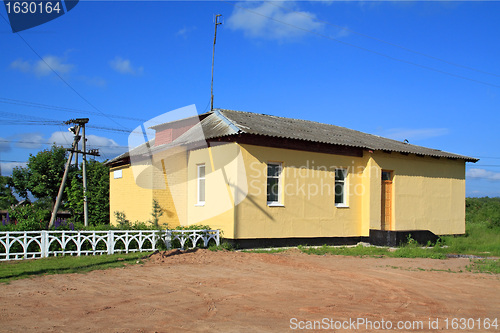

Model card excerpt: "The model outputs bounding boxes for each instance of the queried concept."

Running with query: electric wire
[0,139,128,149]
[0,12,129,130]
[0,97,147,123]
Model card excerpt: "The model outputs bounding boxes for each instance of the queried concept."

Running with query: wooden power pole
[48,118,99,229]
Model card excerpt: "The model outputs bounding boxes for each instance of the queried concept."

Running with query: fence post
[41,231,47,258]
[216,230,220,246]
[23,231,27,259]
[77,231,81,257]
[165,230,171,250]
[5,232,10,260]
[108,230,113,255]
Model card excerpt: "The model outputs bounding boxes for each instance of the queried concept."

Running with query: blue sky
[0,1,499,197]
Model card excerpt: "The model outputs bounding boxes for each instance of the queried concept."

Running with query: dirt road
[0,249,498,332]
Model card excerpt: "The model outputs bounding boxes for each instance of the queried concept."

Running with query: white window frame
[196,164,206,206]
[267,162,283,206]
[113,170,123,179]
[334,168,348,208]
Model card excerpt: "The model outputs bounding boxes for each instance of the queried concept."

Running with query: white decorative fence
[0,229,220,261]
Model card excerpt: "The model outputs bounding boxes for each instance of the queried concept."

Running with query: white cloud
[176,26,195,38]
[335,26,351,38]
[47,131,74,147]
[381,128,449,141]
[227,1,324,40]
[10,59,31,73]
[0,137,11,153]
[85,134,127,157]
[467,168,500,181]
[14,132,44,149]
[0,162,27,176]
[10,55,74,77]
[110,57,144,75]
[34,56,73,76]
[47,131,126,159]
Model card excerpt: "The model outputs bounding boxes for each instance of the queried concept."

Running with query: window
[197,164,206,205]
[335,169,347,207]
[113,170,122,179]
[267,162,282,205]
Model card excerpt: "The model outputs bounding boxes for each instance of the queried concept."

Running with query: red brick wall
[154,118,199,146]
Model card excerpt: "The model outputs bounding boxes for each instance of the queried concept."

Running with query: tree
[64,160,110,226]
[0,176,18,209]
[12,144,68,208]
[10,145,110,229]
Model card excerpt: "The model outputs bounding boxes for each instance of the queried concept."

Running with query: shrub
[114,211,131,229]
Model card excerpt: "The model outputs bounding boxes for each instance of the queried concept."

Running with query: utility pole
[211,14,222,111]
[82,122,88,227]
[70,119,100,227]
[48,118,99,229]
[75,140,78,168]
[49,124,81,228]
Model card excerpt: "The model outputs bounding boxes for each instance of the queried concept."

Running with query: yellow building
[106,109,477,247]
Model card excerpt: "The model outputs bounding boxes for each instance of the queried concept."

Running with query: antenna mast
[211,14,222,111]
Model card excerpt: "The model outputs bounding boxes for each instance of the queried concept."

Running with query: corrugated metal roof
[107,109,478,164]
[211,109,478,162]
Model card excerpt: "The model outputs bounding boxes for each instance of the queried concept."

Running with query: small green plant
[150,199,164,229]
[114,211,130,229]
[208,241,233,251]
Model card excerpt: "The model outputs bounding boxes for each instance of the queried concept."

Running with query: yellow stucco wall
[152,147,188,228]
[370,151,466,235]
[186,142,241,238]
[110,142,466,237]
[234,144,368,239]
[109,164,153,225]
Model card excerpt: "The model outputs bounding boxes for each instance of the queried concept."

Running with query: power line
[0,139,129,149]
[220,1,500,89]
[0,117,146,137]
[0,110,63,123]
[0,13,129,131]
[0,160,27,163]
[0,97,147,123]
[265,1,500,79]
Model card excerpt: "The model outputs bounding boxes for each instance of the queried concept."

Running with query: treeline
[1,145,109,230]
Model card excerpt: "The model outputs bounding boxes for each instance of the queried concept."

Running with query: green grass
[299,244,389,257]
[436,197,500,257]
[439,222,500,257]
[299,198,500,261]
[0,252,153,284]
[298,244,447,259]
[241,248,288,254]
[208,241,234,252]
[466,259,500,274]
[391,245,447,259]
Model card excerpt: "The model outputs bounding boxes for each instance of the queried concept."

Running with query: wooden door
[381,171,392,230]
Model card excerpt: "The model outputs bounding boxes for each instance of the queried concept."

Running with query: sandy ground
[0,249,498,333]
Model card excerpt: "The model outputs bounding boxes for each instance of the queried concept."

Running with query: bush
[4,203,50,231]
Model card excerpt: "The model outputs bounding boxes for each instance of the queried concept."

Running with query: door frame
[381,170,393,231]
